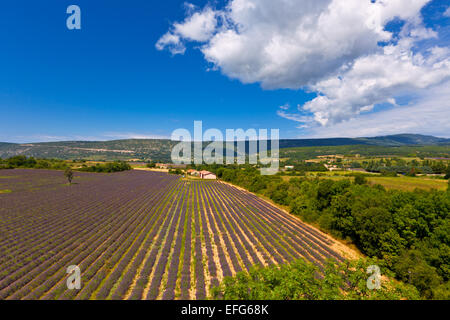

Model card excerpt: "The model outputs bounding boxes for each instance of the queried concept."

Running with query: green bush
[1,156,68,170]
[211,258,420,300]
[354,174,368,185]
[168,168,183,175]
[78,161,131,173]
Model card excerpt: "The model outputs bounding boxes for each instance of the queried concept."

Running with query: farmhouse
[187,169,200,177]
[324,164,341,171]
[199,170,217,180]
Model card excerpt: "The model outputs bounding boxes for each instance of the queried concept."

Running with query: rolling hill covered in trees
[1,134,449,161]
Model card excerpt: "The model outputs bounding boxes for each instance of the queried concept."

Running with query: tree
[354,174,367,185]
[168,168,183,175]
[406,167,417,177]
[445,167,450,180]
[354,207,395,257]
[64,168,74,184]
[7,155,37,168]
[431,161,446,174]
[78,161,131,173]
[393,249,442,299]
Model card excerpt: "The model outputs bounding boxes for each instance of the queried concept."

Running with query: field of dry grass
[367,176,448,191]
[281,174,448,191]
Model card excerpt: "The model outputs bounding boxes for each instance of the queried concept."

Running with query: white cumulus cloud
[158,0,450,135]
[300,81,450,138]
[156,6,218,54]
[302,40,450,125]
[444,7,450,17]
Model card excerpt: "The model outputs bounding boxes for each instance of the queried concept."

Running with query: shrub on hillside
[211,258,420,300]
[354,174,368,185]
[78,161,131,173]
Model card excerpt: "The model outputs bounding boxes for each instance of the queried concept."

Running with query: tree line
[0,156,131,173]
[0,156,68,170]
[363,159,450,177]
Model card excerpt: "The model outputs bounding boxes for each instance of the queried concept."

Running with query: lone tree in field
[354,174,367,185]
[64,168,74,184]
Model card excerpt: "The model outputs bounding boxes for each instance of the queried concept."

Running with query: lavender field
[0,169,348,300]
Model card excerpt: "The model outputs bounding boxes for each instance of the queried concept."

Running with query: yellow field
[367,176,448,191]
[133,167,169,173]
[281,174,448,191]
[129,164,148,169]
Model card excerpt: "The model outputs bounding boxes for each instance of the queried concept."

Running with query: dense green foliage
[168,168,184,175]
[0,156,132,173]
[78,161,131,173]
[363,158,449,175]
[203,165,449,299]
[211,258,420,300]
[146,162,156,168]
[354,174,368,185]
[0,156,69,170]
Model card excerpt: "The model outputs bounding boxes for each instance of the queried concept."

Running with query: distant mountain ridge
[0,134,449,161]
[280,134,450,148]
[358,134,450,146]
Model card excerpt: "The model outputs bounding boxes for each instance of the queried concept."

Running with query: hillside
[358,134,450,146]
[0,134,449,161]
[281,134,450,148]
[280,144,450,161]
[0,139,178,162]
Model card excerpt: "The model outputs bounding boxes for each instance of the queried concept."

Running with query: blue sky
[0,0,449,142]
